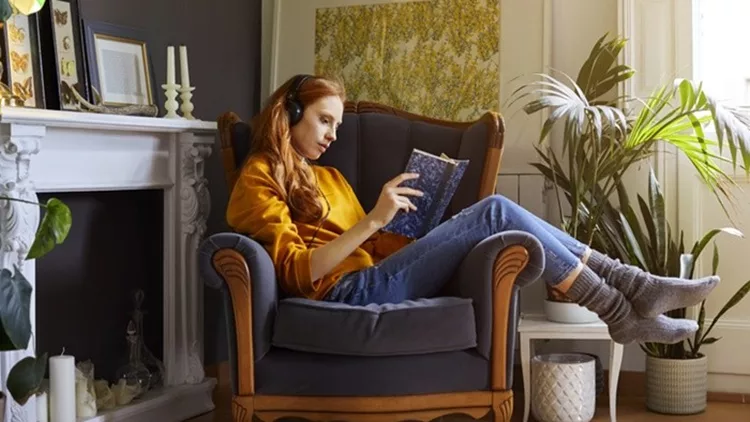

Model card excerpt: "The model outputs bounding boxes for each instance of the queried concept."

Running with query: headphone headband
[288,74,311,101]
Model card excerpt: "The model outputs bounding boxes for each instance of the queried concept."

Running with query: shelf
[0,106,217,133]
[79,378,217,422]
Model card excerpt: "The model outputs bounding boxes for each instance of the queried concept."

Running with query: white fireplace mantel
[0,107,218,422]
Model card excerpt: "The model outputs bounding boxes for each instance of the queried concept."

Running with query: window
[694,0,750,106]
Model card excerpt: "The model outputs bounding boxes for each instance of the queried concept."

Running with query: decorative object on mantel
[61,80,158,116]
[37,0,92,110]
[49,350,76,422]
[124,289,165,390]
[115,320,152,399]
[163,44,196,120]
[178,45,195,120]
[8,0,46,15]
[82,20,157,108]
[75,359,97,417]
[36,387,48,422]
[162,45,179,118]
[0,6,46,108]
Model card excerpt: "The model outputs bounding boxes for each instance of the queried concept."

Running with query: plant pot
[646,354,708,415]
[544,300,600,324]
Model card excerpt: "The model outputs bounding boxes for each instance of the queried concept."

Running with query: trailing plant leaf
[27,197,72,259]
[0,267,32,351]
[7,353,47,405]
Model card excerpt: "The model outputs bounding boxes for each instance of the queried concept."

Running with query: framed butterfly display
[0,12,45,108]
[37,0,90,110]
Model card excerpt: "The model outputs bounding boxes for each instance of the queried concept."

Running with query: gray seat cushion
[272,297,477,356]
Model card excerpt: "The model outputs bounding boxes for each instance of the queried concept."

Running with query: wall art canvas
[314,0,500,121]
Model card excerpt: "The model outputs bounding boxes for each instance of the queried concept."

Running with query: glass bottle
[115,320,152,397]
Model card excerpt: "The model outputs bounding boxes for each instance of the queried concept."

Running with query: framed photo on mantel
[37,0,91,110]
[82,20,157,108]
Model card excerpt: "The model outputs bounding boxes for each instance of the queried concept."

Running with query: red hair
[249,75,346,223]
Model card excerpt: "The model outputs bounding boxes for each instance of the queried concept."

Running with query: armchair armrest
[443,230,544,390]
[198,232,279,396]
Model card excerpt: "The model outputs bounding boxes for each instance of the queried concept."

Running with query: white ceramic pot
[544,300,600,324]
[532,353,596,422]
[646,354,708,415]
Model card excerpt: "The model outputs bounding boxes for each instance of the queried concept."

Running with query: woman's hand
[366,173,423,229]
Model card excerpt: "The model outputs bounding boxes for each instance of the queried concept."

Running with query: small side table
[518,315,624,422]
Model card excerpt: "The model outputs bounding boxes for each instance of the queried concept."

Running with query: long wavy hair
[249,75,346,223]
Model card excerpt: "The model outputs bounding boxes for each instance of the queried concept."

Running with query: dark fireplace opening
[35,189,164,384]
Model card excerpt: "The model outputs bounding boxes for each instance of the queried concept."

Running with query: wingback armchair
[198,101,545,422]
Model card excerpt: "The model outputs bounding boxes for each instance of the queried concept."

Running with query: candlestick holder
[162,83,180,119]
[179,85,196,120]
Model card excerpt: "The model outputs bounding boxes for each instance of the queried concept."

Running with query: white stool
[519,315,624,422]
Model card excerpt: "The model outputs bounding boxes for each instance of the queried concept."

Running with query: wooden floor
[187,395,750,421]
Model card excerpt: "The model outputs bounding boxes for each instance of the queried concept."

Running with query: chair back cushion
[317,103,498,219]
[272,296,477,356]
[219,102,503,220]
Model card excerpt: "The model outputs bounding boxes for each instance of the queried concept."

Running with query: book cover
[381,148,469,239]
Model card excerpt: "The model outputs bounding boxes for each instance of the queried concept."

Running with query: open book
[381,148,469,239]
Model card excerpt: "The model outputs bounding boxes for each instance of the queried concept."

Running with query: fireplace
[0,107,216,422]
[35,189,165,384]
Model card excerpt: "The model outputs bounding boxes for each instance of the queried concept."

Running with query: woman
[227,74,718,345]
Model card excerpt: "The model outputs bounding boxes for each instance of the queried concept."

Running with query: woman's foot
[560,264,699,344]
[586,250,719,318]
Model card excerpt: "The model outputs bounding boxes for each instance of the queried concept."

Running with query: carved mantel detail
[0,126,44,422]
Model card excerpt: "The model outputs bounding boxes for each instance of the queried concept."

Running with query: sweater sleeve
[226,159,316,296]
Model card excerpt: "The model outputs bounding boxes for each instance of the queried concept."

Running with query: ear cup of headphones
[286,99,304,126]
[286,74,311,127]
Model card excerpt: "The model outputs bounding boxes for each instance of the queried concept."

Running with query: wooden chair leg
[492,391,513,422]
[232,395,254,422]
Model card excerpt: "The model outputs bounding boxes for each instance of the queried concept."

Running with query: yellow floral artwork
[314,0,500,122]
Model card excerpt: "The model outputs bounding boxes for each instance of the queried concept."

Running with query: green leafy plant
[509,34,750,299]
[0,197,71,404]
[615,168,750,359]
[509,32,750,358]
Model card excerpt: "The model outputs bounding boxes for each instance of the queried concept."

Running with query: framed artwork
[37,0,91,110]
[82,20,156,107]
[0,12,45,108]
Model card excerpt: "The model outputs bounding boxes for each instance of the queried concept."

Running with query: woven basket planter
[646,354,708,415]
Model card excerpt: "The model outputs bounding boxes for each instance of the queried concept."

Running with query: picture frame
[0,12,46,108]
[82,20,157,107]
[37,0,91,110]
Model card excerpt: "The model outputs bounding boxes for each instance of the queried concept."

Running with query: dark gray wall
[77,0,262,365]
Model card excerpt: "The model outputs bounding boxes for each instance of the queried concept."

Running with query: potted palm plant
[510,32,750,415]
[509,33,750,319]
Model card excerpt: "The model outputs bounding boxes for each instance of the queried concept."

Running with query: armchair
[199,101,545,422]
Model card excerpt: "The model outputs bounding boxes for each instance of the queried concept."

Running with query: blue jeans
[325,194,589,306]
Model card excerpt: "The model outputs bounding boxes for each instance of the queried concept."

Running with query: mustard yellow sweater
[226,154,411,300]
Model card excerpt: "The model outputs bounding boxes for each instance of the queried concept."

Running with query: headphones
[286,74,312,126]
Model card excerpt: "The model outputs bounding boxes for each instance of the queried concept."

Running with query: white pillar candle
[36,391,48,422]
[179,45,190,87]
[49,355,76,422]
[166,46,176,85]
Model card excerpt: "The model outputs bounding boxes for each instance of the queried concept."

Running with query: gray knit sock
[563,266,698,344]
[586,250,719,318]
